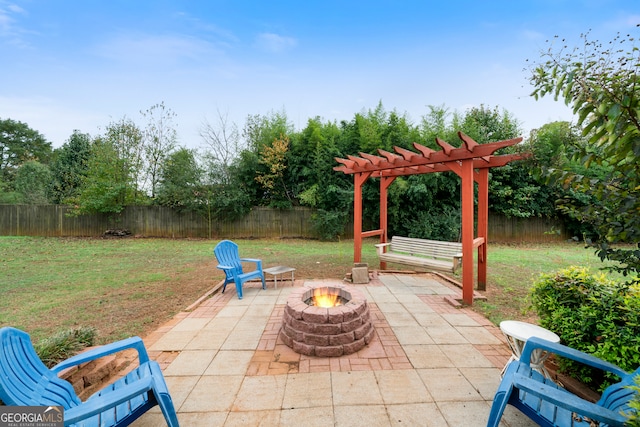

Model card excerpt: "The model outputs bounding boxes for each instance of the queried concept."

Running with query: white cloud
[0,1,29,46]
[6,3,24,14]
[255,32,297,53]
[174,11,239,46]
[0,10,10,32]
[605,14,640,30]
[95,32,223,66]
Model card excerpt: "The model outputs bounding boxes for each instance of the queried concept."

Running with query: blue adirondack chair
[0,327,179,427]
[488,336,639,427]
[213,239,266,299]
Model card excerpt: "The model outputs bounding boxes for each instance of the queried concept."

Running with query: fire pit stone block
[284,324,304,341]
[314,323,342,335]
[328,308,346,324]
[354,323,371,340]
[330,332,355,346]
[289,317,313,333]
[305,334,329,346]
[315,345,344,357]
[343,338,366,354]
[293,341,315,356]
[342,317,363,332]
[302,307,328,323]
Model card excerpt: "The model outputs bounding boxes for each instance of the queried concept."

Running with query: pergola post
[460,159,475,305]
[353,172,370,263]
[379,176,395,270]
[476,168,489,291]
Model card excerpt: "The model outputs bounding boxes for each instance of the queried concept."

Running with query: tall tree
[49,130,92,204]
[292,118,353,239]
[200,110,242,185]
[294,117,343,208]
[528,121,580,168]
[155,148,202,211]
[72,119,146,215]
[0,118,52,183]
[354,106,384,153]
[141,102,178,198]
[453,105,551,219]
[255,134,291,207]
[459,105,521,143]
[529,30,640,274]
[242,110,293,152]
[105,117,145,201]
[14,160,52,204]
[0,175,20,203]
[238,111,294,206]
[71,138,129,215]
[419,105,457,143]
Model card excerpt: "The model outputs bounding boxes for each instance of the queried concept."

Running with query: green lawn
[475,243,626,324]
[0,236,622,343]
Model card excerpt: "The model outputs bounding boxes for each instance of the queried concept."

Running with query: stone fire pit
[279,283,374,357]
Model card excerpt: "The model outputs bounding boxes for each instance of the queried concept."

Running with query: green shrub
[34,327,97,368]
[531,266,640,389]
[310,209,349,241]
[406,208,461,242]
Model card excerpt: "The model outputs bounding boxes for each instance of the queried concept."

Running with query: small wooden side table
[263,266,296,289]
[499,320,560,379]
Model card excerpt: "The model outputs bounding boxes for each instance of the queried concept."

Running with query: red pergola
[334,131,527,305]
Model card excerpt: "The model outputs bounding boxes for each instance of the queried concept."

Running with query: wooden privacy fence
[0,205,317,239]
[488,214,569,242]
[0,204,570,242]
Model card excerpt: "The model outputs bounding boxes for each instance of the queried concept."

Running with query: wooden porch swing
[333,132,528,305]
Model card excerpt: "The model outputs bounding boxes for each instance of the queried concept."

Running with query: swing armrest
[375,243,391,255]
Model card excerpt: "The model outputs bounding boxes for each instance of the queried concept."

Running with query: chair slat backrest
[597,367,640,417]
[0,327,81,408]
[214,240,244,276]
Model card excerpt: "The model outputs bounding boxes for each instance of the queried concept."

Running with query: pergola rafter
[334,131,528,305]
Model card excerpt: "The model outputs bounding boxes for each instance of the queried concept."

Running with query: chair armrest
[512,372,627,426]
[63,375,157,424]
[240,258,261,263]
[240,258,263,268]
[50,336,149,373]
[216,264,234,271]
[521,337,628,378]
[452,254,462,270]
[374,243,391,255]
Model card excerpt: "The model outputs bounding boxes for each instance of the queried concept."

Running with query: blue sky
[1,1,638,148]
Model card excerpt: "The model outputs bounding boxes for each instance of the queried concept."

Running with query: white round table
[499,320,560,379]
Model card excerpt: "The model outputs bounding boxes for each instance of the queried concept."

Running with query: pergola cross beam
[333,131,527,305]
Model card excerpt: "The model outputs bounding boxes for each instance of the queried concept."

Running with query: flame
[312,288,342,308]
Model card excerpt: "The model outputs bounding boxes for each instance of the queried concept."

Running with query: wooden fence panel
[0,204,569,242]
[488,215,569,243]
[215,207,316,238]
[117,206,209,238]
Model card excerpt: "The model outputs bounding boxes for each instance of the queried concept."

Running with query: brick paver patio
[135,273,534,426]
